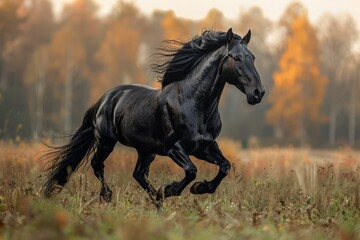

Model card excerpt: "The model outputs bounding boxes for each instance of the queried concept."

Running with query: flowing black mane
[153,30,241,88]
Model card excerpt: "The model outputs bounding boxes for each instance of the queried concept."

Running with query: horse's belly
[118,136,165,155]
[118,118,166,155]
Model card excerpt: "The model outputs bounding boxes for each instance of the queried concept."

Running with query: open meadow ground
[0,140,359,240]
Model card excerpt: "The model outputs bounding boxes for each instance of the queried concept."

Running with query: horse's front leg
[158,142,197,199]
[190,141,231,194]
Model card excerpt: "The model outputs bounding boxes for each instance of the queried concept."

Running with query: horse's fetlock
[186,167,197,180]
[221,160,231,174]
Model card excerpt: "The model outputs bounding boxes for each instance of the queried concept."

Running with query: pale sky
[52,0,360,27]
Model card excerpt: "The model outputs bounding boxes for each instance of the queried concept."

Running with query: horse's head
[222,28,265,105]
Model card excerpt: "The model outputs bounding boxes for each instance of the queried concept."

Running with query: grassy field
[0,140,359,240]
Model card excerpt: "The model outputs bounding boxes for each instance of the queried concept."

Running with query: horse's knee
[220,160,231,174]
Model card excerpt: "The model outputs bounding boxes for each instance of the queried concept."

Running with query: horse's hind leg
[133,151,160,207]
[190,141,231,194]
[91,143,115,202]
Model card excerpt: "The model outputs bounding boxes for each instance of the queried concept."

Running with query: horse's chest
[180,116,221,153]
[162,97,222,153]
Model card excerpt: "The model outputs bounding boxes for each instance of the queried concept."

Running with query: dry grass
[0,140,359,240]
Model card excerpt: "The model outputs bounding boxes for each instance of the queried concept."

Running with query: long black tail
[42,103,99,197]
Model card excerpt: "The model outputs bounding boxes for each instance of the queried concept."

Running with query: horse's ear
[227,28,234,43]
[242,29,251,45]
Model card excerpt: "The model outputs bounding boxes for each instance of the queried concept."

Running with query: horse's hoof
[190,181,213,194]
[154,199,163,210]
[157,185,172,200]
[100,189,112,203]
[157,185,166,200]
[43,184,63,198]
[148,192,163,209]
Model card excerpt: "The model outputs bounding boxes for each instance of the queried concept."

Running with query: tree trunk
[349,80,357,146]
[34,75,45,141]
[0,58,7,90]
[274,125,283,139]
[32,49,48,141]
[299,114,307,147]
[329,107,337,146]
[64,53,73,134]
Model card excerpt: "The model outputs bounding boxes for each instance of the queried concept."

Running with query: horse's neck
[184,47,226,109]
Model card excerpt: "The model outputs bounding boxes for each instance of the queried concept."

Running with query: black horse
[43,28,265,207]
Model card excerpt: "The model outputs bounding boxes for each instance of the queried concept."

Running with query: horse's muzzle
[247,87,265,105]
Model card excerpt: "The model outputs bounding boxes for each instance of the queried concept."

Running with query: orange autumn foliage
[161,10,192,40]
[93,2,145,102]
[197,8,225,31]
[267,14,328,136]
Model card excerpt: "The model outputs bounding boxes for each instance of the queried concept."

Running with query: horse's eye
[233,56,240,61]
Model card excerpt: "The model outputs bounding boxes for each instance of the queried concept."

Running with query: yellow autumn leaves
[267,14,328,137]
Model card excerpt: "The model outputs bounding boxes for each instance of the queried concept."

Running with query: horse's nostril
[253,88,261,99]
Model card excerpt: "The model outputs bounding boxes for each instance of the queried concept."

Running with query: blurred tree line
[0,0,359,148]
